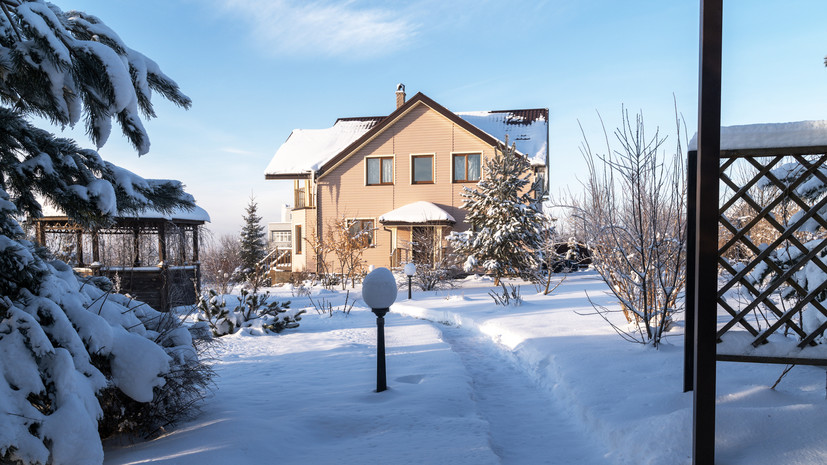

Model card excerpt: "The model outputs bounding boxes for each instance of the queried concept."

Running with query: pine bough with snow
[0,2,210,464]
[196,288,304,337]
[450,139,545,285]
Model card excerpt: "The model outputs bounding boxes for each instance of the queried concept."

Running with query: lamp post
[404,262,416,300]
[361,267,398,392]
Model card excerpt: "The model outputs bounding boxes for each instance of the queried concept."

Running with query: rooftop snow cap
[396,83,406,109]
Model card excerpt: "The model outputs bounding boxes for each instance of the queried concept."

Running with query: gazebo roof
[39,204,211,224]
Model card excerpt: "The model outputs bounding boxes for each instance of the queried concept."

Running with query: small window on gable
[367,157,393,185]
[412,155,434,184]
[453,153,481,182]
[295,225,302,254]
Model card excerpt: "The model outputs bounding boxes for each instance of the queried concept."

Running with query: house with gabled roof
[264,85,548,274]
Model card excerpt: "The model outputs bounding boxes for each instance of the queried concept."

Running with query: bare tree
[565,107,687,347]
[200,232,242,294]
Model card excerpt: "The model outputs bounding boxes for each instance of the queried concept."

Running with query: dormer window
[366,156,393,185]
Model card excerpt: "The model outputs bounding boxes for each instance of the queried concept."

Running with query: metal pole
[694,0,722,463]
[373,308,389,392]
[408,276,412,300]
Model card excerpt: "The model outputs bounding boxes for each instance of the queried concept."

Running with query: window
[366,156,394,185]
[294,225,302,254]
[348,219,375,247]
[453,153,481,182]
[412,155,434,184]
[270,231,291,243]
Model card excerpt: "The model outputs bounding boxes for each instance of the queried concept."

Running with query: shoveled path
[437,323,609,465]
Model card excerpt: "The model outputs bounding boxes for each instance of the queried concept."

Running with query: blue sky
[46,0,827,235]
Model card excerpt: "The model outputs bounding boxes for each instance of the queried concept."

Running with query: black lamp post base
[372,307,389,392]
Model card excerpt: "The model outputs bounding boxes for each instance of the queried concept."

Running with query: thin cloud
[220,146,260,156]
[216,0,419,59]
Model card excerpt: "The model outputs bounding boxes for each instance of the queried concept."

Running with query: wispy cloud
[215,0,420,59]
[220,146,260,156]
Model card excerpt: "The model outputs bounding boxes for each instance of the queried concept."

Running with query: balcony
[294,188,315,209]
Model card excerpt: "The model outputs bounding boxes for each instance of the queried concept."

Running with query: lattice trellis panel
[715,150,827,364]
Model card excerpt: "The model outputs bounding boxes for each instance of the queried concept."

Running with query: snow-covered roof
[41,203,211,222]
[264,117,382,177]
[456,109,548,166]
[379,201,456,224]
[688,120,827,151]
[264,96,549,178]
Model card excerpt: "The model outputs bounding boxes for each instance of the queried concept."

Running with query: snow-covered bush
[0,249,212,464]
[196,288,303,336]
[566,107,687,348]
[488,282,522,306]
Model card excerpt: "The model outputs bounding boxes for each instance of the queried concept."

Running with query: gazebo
[33,204,210,311]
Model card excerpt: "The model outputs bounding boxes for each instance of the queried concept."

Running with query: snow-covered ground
[104,271,827,465]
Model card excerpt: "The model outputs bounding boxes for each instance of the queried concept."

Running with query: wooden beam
[694,0,722,463]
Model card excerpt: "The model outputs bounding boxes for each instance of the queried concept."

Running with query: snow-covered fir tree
[238,196,266,288]
[0,2,208,464]
[451,139,546,285]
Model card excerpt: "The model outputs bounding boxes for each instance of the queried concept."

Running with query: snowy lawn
[104,271,827,465]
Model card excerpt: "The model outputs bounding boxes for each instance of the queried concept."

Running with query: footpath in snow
[104,272,827,465]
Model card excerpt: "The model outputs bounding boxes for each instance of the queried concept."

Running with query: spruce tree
[452,138,546,285]
[238,195,267,289]
[0,2,201,463]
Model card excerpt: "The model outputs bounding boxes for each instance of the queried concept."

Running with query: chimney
[395,83,406,109]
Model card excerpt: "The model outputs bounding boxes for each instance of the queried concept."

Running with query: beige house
[264,86,548,273]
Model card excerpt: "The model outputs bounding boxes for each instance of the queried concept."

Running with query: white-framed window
[411,154,434,184]
[366,155,394,185]
[452,152,482,182]
[270,230,291,243]
[347,219,375,247]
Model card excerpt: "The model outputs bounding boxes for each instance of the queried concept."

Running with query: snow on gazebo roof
[456,109,548,166]
[688,120,827,151]
[40,203,211,223]
[264,118,382,177]
[379,201,455,225]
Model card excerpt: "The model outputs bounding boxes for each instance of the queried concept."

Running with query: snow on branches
[450,138,545,285]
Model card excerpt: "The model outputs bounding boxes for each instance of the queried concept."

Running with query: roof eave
[265,171,314,180]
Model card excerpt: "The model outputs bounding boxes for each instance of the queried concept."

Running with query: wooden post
[132,226,141,267]
[75,230,84,266]
[192,225,200,262]
[694,1,722,463]
[684,150,697,393]
[158,222,167,265]
[91,229,100,264]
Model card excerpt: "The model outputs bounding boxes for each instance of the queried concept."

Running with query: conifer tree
[0,2,202,463]
[452,139,546,285]
[238,196,267,289]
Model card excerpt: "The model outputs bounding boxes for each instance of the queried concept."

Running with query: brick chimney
[395,83,406,109]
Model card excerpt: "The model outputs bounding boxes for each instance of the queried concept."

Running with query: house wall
[316,102,508,269]
[290,207,317,272]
